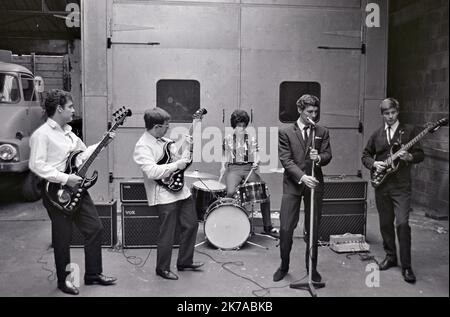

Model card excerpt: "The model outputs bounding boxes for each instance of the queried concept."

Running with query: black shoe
[402,268,416,284]
[378,257,398,271]
[273,267,288,282]
[262,226,279,239]
[306,270,322,283]
[84,273,117,286]
[177,261,204,271]
[156,269,179,280]
[58,281,79,295]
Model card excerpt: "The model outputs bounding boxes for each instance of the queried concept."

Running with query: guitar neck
[187,119,200,153]
[387,127,430,163]
[78,124,118,177]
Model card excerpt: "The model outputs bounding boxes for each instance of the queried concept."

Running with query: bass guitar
[156,108,207,192]
[44,107,132,215]
[371,118,448,188]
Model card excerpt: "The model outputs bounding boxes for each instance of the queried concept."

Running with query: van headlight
[0,144,18,161]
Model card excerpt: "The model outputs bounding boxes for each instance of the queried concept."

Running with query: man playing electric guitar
[361,98,424,284]
[29,89,117,295]
[133,107,204,280]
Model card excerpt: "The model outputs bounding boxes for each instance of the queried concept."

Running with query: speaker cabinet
[319,200,367,242]
[120,182,148,203]
[122,203,181,248]
[323,176,367,201]
[71,201,117,248]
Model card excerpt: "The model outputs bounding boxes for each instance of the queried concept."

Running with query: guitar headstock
[428,118,448,133]
[112,107,133,127]
[192,108,207,121]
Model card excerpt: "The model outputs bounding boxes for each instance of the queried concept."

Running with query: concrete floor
[0,200,448,297]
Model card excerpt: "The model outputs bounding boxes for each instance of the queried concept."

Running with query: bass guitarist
[133,107,204,280]
[29,89,117,295]
[361,98,424,284]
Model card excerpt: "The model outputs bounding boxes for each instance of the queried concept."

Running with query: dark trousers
[225,164,273,228]
[279,190,322,272]
[375,185,412,269]
[42,193,103,285]
[155,197,198,271]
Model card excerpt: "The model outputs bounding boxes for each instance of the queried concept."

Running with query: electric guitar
[156,108,207,192]
[44,107,132,215]
[371,118,448,188]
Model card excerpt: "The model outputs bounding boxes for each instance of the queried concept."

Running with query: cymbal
[269,168,285,174]
[184,170,218,179]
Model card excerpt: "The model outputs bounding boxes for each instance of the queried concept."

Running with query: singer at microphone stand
[290,117,326,296]
[273,94,332,297]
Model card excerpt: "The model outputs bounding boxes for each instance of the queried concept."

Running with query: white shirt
[385,120,400,144]
[133,131,192,206]
[29,118,98,185]
[297,118,311,140]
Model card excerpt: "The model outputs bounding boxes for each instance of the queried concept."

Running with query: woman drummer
[220,109,279,238]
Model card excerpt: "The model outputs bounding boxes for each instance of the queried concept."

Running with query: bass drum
[204,199,250,250]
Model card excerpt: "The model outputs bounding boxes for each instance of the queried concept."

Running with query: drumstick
[198,178,223,201]
[242,166,257,186]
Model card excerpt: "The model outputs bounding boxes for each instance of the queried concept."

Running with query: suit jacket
[278,123,332,196]
[361,123,424,188]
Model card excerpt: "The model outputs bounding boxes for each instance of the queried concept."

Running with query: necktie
[387,126,392,145]
[303,126,309,142]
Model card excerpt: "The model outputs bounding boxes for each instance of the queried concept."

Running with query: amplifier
[319,200,366,242]
[120,182,147,202]
[71,200,117,248]
[323,176,367,201]
[122,203,181,248]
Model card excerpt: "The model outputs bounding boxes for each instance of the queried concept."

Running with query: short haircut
[144,107,171,130]
[296,94,320,111]
[44,89,73,117]
[380,98,400,114]
[230,109,250,129]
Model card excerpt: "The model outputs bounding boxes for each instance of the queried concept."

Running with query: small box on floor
[329,233,370,253]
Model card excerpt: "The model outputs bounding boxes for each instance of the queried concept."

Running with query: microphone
[306,117,316,127]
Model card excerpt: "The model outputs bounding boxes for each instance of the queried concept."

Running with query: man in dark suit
[362,98,424,284]
[273,95,332,283]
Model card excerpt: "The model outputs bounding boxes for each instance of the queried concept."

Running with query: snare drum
[238,182,269,205]
[191,180,226,220]
[204,200,250,250]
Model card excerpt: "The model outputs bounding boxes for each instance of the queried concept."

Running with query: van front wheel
[22,171,42,202]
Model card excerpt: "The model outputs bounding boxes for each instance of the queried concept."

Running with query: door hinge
[358,122,364,134]
[109,172,114,183]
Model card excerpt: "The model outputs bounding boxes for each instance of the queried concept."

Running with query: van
[0,51,45,201]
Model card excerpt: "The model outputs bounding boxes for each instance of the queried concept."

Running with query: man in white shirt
[133,107,203,280]
[29,89,117,295]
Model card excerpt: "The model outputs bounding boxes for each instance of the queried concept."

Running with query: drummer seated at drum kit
[220,110,279,238]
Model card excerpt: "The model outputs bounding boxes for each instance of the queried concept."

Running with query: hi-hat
[184,170,218,179]
[269,168,285,174]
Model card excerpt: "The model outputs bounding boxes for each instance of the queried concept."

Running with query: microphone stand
[290,120,326,297]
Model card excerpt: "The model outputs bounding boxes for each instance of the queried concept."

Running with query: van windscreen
[0,73,20,103]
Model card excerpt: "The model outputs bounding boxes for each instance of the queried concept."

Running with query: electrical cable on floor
[108,243,152,268]
[36,245,56,282]
[344,247,379,265]
[195,248,306,297]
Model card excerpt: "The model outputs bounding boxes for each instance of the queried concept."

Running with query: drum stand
[244,202,270,250]
[289,121,326,297]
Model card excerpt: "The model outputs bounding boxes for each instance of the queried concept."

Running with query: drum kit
[186,169,277,250]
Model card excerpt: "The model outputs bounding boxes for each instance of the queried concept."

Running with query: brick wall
[388,0,449,219]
